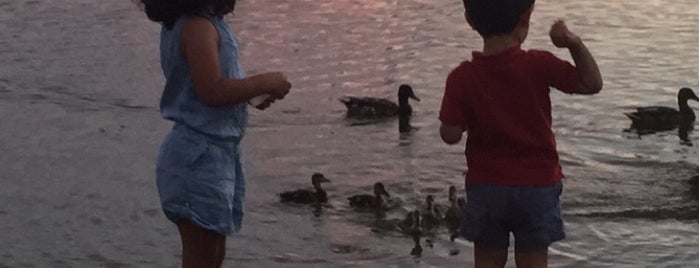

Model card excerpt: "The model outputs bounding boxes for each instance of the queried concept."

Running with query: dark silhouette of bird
[625,87,699,131]
[279,173,331,204]
[348,182,391,211]
[340,84,420,119]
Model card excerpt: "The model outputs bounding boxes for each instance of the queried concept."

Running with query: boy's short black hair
[141,0,237,29]
[463,0,535,37]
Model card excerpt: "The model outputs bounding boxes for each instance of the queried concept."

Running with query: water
[2,0,699,267]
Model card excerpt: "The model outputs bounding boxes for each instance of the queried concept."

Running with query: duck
[339,84,420,119]
[443,186,459,231]
[690,175,699,186]
[625,87,699,130]
[279,173,331,204]
[348,182,391,210]
[444,192,465,242]
[420,195,443,230]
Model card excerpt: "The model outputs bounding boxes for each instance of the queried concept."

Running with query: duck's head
[448,185,456,202]
[678,87,699,104]
[398,84,420,103]
[457,197,466,208]
[425,195,435,207]
[311,173,331,187]
[373,182,390,198]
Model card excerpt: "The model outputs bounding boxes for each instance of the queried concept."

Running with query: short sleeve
[439,66,468,128]
[531,50,581,94]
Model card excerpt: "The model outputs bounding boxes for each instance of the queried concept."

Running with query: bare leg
[214,235,226,268]
[177,220,226,268]
[514,248,548,268]
[473,243,508,268]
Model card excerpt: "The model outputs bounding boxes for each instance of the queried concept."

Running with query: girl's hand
[549,19,582,48]
[254,98,276,110]
[250,72,292,100]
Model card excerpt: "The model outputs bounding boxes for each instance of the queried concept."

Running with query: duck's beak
[382,189,391,198]
[409,92,420,102]
[321,176,331,183]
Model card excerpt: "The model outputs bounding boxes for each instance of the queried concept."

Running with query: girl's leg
[177,219,226,268]
[514,248,548,268]
[474,243,508,268]
[214,235,226,268]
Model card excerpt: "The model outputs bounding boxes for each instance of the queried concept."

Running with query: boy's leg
[512,181,564,268]
[462,185,512,268]
[474,244,508,268]
[514,248,548,268]
[177,219,226,268]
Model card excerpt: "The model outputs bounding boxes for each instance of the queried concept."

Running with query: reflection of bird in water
[407,210,423,257]
[368,209,423,256]
[340,84,420,134]
[625,87,699,132]
[278,173,331,204]
[348,182,391,214]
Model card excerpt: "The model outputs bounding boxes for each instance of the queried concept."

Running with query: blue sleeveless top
[159,15,247,141]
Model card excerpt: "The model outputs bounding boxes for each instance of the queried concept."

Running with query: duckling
[625,87,699,130]
[340,84,420,119]
[279,173,331,204]
[348,182,391,210]
[448,185,457,203]
[444,190,465,241]
[420,195,443,230]
[443,186,459,222]
[371,209,418,234]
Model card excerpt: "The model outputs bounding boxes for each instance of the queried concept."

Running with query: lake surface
[2,0,699,267]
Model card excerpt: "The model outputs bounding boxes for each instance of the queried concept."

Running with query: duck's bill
[321,177,331,182]
[410,94,421,101]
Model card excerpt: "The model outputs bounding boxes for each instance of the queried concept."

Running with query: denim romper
[155,14,247,235]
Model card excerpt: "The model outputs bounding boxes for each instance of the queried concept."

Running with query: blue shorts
[461,181,564,252]
[156,124,245,235]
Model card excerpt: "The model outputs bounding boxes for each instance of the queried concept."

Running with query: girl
[141,0,292,267]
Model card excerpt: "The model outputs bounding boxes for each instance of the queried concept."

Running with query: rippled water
[2,0,699,267]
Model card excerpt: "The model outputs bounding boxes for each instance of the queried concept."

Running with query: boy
[438,0,602,267]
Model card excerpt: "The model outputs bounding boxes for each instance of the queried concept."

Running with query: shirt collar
[472,45,524,65]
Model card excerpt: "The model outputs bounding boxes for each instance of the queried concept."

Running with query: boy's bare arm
[549,20,603,94]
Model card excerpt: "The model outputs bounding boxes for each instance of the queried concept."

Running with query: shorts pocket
[157,131,209,170]
[181,136,209,169]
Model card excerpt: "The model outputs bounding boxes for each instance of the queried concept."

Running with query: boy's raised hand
[549,19,582,48]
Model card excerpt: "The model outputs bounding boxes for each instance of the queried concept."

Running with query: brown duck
[625,87,699,130]
[279,173,331,204]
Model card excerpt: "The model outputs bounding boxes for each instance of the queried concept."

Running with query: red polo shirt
[439,45,581,186]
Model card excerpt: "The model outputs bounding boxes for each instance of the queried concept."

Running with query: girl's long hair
[141,0,237,29]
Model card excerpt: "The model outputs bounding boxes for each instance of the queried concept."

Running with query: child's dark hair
[463,0,535,37]
[141,0,237,29]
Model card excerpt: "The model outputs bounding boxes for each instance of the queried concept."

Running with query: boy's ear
[518,6,534,26]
